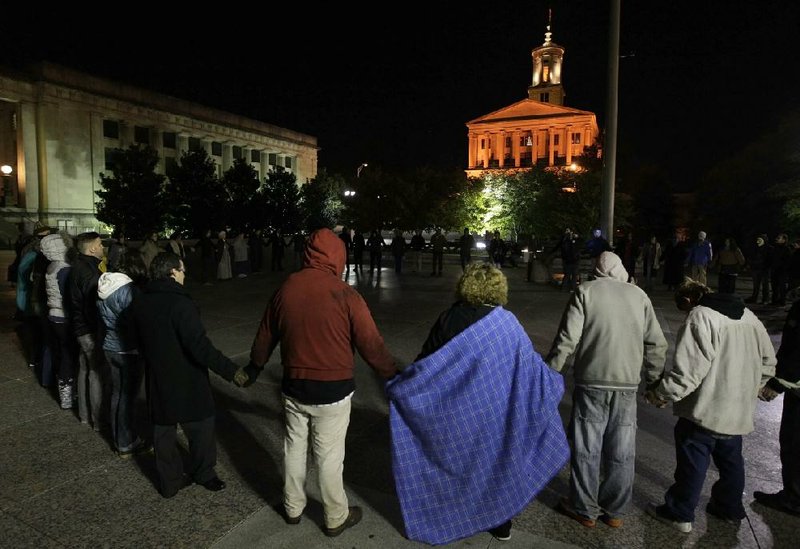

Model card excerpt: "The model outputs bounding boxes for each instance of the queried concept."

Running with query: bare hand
[233,367,250,388]
[758,386,780,402]
[644,390,669,408]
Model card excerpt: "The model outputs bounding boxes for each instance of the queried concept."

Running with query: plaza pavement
[0,248,798,548]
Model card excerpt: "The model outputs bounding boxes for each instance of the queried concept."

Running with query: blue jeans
[105,351,144,451]
[569,387,637,518]
[663,418,745,522]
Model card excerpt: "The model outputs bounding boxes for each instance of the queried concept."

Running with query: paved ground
[1,249,798,548]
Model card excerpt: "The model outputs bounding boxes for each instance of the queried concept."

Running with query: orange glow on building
[466,19,600,178]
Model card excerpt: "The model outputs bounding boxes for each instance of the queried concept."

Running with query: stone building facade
[0,63,318,234]
[466,22,600,177]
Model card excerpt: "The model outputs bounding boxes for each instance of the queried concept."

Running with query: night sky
[2,2,798,188]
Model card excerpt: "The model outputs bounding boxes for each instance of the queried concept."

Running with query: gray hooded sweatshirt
[547,251,668,390]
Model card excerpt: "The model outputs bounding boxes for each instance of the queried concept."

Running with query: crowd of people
[550,228,800,308]
[6,224,799,544]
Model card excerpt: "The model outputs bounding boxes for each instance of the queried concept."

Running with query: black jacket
[68,254,102,337]
[415,302,494,361]
[133,278,238,424]
[767,299,800,393]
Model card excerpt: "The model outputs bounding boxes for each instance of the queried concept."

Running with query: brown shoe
[324,506,362,537]
[600,514,623,528]
[557,498,596,528]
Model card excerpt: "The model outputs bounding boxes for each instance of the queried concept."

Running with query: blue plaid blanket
[385,306,569,545]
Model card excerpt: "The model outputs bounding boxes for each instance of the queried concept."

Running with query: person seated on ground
[385,263,569,545]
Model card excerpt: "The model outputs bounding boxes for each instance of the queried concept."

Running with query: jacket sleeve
[349,291,396,379]
[546,291,585,373]
[15,251,37,310]
[768,304,800,392]
[173,298,239,381]
[68,264,88,335]
[756,318,777,388]
[250,296,280,368]
[642,300,668,385]
[655,317,715,402]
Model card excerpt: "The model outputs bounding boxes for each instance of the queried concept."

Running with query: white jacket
[655,294,776,435]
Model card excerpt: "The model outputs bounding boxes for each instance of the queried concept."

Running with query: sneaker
[324,506,362,537]
[646,503,692,533]
[753,491,800,517]
[706,499,743,524]
[557,498,596,528]
[118,438,153,459]
[600,514,623,528]
[488,520,512,541]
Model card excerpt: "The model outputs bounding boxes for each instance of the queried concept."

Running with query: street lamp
[343,190,356,197]
[0,165,12,207]
[357,162,368,178]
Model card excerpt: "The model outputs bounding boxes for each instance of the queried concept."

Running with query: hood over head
[698,292,745,320]
[98,272,132,300]
[594,251,629,282]
[303,228,345,276]
[40,233,68,262]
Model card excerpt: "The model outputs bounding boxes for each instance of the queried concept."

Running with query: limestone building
[0,62,318,233]
[466,21,600,177]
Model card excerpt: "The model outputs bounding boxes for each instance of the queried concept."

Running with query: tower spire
[544,8,553,46]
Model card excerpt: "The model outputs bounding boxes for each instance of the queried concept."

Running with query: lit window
[572,133,581,145]
[543,64,550,83]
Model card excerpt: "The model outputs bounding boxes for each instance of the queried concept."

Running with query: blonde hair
[675,277,711,311]
[456,262,508,306]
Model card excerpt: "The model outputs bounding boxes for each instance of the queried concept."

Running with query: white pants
[283,394,351,528]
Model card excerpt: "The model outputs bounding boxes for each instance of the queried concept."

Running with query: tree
[480,151,632,242]
[95,144,166,238]
[342,166,403,231]
[300,169,345,231]
[395,167,473,231]
[222,158,260,232]
[162,148,227,237]
[261,167,303,234]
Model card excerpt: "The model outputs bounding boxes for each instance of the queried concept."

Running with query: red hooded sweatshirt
[250,228,395,404]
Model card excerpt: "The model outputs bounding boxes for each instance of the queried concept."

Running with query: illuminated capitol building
[466,20,600,177]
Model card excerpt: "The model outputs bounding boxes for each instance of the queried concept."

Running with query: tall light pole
[357,162,368,178]
[600,0,621,242]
